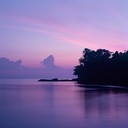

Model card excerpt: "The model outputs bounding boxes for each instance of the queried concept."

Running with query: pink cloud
[2,14,128,53]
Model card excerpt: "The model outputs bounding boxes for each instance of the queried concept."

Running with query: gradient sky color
[0,0,128,68]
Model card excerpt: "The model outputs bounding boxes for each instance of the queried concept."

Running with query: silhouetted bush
[74,48,128,86]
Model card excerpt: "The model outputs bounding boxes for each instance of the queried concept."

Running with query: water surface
[0,79,128,128]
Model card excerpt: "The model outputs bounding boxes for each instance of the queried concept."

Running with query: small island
[38,78,77,82]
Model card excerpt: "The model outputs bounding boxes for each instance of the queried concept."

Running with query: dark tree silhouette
[74,48,128,86]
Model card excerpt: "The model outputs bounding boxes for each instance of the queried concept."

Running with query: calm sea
[0,79,128,128]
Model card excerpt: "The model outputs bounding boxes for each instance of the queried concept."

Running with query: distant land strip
[38,78,77,82]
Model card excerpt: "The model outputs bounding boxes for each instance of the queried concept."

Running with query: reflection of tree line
[79,89,128,119]
[74,48,128,86]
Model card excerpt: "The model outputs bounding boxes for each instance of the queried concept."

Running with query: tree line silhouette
[74,48,128,86]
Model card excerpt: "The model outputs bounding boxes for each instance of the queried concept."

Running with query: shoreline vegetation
[74,48,128,87]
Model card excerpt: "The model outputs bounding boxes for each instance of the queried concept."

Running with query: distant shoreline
[38,78,128,90]
[78,84,128,89]
[38,78,77,82]
[38,79,128,90]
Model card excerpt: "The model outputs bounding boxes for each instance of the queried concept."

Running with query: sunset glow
[0,0,128,68]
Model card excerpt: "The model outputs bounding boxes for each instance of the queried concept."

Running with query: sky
[0,55,74,79]
[0,0,128,71]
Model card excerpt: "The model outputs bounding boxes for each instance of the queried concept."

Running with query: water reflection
[0,80,128,128]
[77,89,128,127]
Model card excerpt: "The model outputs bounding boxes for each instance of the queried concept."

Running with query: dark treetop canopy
[74,48,128,86]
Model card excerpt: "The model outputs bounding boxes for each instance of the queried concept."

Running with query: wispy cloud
[1,14,127,52]
[1,0,128,69]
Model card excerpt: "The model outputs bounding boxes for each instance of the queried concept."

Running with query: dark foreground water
[0,79,128,128]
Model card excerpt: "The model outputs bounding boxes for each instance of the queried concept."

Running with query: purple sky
[0,0,128,68]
